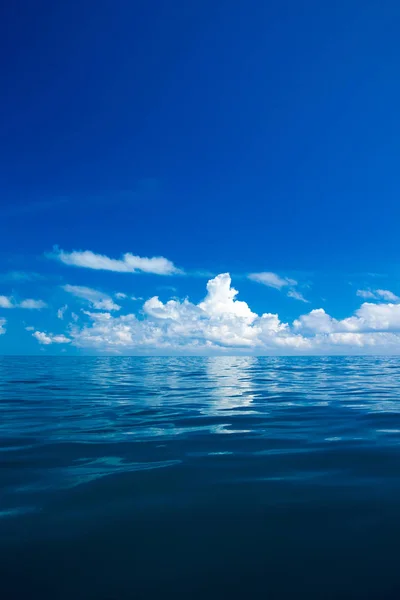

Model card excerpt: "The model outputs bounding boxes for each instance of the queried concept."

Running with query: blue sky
[2,0,400,354]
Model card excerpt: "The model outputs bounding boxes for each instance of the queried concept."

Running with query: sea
[1,355,400,599]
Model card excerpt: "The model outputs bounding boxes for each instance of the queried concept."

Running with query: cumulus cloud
[356,289,399,302]
[33,331,71,345]
[294,302,400,335]
[52,248,181,275]
[57,305,68,319]
[36,274,305,352]
[0,296,47,309]
[63,285,121,311]
[293,308,335,334]
[31,273,400,354]
[348,302,400,331]
[0,318,6,335]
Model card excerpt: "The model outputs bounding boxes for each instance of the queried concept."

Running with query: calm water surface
[1,356,400,599]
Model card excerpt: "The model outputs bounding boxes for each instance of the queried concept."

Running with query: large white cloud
[52,248,181,275]
[31,273,400,354]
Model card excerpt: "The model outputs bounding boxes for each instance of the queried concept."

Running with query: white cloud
[347,302,400,332]
[52,248,181,275]
[57,305,68,319]
[63,285,121,311]
[25,326,34,331]
[356,289,376,299]
[115,292,127,299]
[32,273,400,355]
[44,274,306,352]
[356,289,399,302]
[33,331,71,345]
[294,302,400,335]
[248,272,296,289]
[375,289,399,302]
[19,299,47,309]
[199,273,257,320]
[0,296,47,309]
[248,271,308,302]
[293,308,336,334]
[0,296,14,308]
[0,318,6,335]
[287,290,309,303]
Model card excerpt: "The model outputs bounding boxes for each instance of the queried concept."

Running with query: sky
[1,0,400,355]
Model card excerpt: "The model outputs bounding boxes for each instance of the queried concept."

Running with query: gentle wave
[1,356,400,510]
[2,356,400,598]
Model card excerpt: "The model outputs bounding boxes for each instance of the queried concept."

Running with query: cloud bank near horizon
[28,273,400,355]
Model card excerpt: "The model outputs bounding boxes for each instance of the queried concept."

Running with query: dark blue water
[1,356,400,599]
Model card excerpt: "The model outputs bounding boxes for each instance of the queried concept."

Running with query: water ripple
[1,356,400,517]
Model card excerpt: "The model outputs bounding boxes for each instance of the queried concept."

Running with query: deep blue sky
[1,0,400,354]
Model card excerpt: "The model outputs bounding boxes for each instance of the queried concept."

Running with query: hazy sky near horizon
[2,1,400,354]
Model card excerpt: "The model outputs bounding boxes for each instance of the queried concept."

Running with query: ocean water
[1,356,400,599]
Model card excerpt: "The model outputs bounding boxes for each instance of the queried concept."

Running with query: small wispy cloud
[0,296,47,309]
[357,289,399,302]
[0,296,14,309]
[57,305,68,320]
[248,271,308,302]
[287,289,309,303]
[375,289,400,302]
[19,299,47,309]
[356,289,376,299]
[0,318,6,335]
[50,247,182,276]
[63,285,121,311]
[248,272,297,290]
